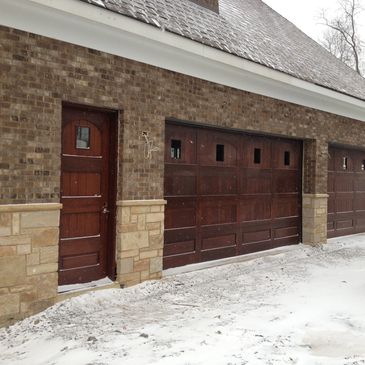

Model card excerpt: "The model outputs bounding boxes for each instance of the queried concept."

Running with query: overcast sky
[262,0,365,43]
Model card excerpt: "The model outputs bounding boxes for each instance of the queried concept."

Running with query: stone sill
[302,194,329,198]
[0,203,63,212]
[117,199,167,207]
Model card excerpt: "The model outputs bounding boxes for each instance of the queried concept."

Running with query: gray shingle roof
[81,0,365,102]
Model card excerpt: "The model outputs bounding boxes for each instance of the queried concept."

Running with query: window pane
[171,140,181,159]
[76,127,90,149]
[216,144,224,162]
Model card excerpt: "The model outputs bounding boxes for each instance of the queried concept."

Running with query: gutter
[1,0,365,122]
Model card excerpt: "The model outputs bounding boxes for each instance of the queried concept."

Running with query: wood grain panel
[164,123,302,269]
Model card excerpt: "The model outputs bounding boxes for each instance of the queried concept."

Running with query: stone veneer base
[0,203,61,328]
[116,200,167,287]
[302,194,329,246]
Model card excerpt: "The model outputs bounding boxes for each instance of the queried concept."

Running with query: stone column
[0,203,61,327]
[302,139,328,245]
[116,199,166,287]
[302,194,328,245]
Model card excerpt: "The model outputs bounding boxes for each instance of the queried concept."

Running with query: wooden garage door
[164,123,302,269]
[328,146,365,238]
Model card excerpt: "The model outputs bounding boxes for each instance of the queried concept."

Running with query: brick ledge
[0,203,63,212]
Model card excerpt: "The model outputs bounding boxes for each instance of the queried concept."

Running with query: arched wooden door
[59,105,116,286]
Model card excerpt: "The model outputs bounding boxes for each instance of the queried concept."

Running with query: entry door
[59,106,113,285]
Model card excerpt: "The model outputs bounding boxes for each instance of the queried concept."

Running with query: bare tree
[319,0,364,76]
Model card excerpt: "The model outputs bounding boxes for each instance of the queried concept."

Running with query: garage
[164,123,302,269]
[328,146,365,238]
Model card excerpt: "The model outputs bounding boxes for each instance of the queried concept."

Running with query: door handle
[102,204,110,214]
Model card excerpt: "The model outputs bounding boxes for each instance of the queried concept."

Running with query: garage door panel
[240,168,271,194]
[163,253,197,270]
[328,172,335,193]
[165,165,197,196]
[164,227,197,257]
[354,176,365,192]
[165,125,197,164]
[355,214,365,232]
[165,198,196,229]
[334,150,354,172]
[242,229,271,244]
[272,140,300,170]
[164,240,196,256]
[240,196,271,222]
[165,124,301,269]
[198,130,238,166]
[273,170,299,193]
[274,226,298,239]
[199,166,237,195]
[200,198,237,226]
[354,192,365,211]
[335,193,354,213]
[273,235,299,247]
[241,136,272,169]
[239,241,273,255]
[272,195,300,218]
[328,194,335,214]
[201,234,236,250]
[335,174,354,192]
[201,246,237,262]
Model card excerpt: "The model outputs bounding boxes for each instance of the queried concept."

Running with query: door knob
[102,204,110,214]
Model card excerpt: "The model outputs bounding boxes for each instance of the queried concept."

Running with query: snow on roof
[80,0,365,103]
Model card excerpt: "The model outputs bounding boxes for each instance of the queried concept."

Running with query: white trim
[2,0,365,121]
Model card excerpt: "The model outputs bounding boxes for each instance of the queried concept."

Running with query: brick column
[302,139,328,245]
[116,200,166,287]
[0,203,61,327]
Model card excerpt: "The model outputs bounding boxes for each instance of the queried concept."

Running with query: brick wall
[2,26,365,205]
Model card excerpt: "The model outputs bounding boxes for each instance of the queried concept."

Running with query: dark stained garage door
[328,146,365,238]
[164,123,302,269]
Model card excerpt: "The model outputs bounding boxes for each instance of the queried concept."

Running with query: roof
[80,0,365,102]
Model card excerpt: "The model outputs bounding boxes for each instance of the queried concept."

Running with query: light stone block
[21,210,60,229]
[26,263,58,276]
[0,246,17,256]
[17,244,31,255]
[40,246,58,264]
[0,256,26,286]
[28,228,59,247]
[0,213,12,237]
[119,258,134,274]
[0,294,19,317]
[121,231,149,250]
[150,257,163,274]
[146,213,164,223]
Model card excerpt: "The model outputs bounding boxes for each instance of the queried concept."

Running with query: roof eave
[2,0,365,122]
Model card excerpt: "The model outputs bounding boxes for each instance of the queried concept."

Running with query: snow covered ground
[1,235,365,365]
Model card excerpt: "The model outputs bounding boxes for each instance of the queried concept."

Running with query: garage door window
[284,151,290,166]
[171,140,181,159]
[216,144,225,161]
[254,148,261,164]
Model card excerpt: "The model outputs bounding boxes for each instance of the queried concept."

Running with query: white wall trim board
[2,0,365,122]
